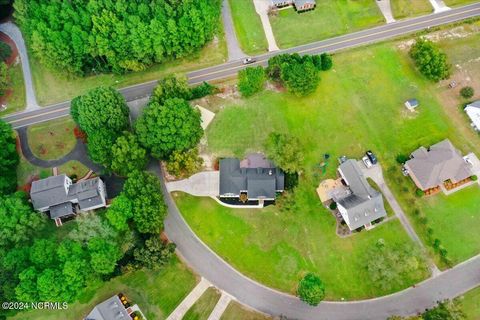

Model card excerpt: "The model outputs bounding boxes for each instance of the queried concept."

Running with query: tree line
[14,0,221,75]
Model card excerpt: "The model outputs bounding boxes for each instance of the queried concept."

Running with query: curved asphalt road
[156,162,480,320]
[3,2,480,129]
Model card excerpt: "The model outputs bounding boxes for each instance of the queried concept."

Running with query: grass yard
[29,28,227,106]
[10,257,197,320]
[391,0,433,19]
[443,0,480,6]
[183,288,221,320]
[57,160,90,179]
[228,0,268,55]
[221,302,271,320]
[0,62,26,116]
[16,155,51,188]
[175,192,429,300]
[269,0,384,48]
[27,117,77,160]
[461,286,480,319]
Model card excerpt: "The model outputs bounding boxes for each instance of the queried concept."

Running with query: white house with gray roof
[404,139,473,191]
[465,100,480,132]
[30,174,107,221]
[271,0,316,11]
[84,294,147,320]
[335,159,387,231]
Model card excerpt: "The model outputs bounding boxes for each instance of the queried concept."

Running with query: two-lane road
[4,2,480,129]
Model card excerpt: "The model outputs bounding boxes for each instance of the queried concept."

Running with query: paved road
[0,22,39,110]
[156,161,480,320]
[3,2,480,129]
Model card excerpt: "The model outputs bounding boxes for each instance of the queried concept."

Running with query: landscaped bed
[27,117,77,160]
[390,0,433,19]
[269,1,384,49]
[10,257,197,320]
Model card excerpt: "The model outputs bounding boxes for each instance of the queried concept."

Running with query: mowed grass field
[462,286,480,320]
[175,191,428,300]
[0,62,26,116]
[270,0,384,48]
[391,0,433,19]
[221,302,272,320]
[10,257,197,320]
[27,117,77,160]
[183,287,220,320]
[228,0,268,55]
[444,0,480,6]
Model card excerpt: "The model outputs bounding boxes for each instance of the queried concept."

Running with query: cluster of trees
[388,299,466,320]
[266,53,333,96]
[0,42,12,97]
[365,239,427,291]
[264,132,304,174]
[0,120,19,195]
[238,66,266,97]
[14,0,222,75]
[410,38,450,82]
[297,273,325,306]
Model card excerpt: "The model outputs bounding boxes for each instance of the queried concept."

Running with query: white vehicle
[242,57,256,65]
[362,156,373,168]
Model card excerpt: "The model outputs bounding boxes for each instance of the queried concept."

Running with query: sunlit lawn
[270,0,384,48]
[58,160,90,179]
[391,0,433,19]
[461,286,480,320]
[183,287,220,320]
[221,302,271,320]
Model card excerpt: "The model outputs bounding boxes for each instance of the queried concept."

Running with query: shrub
[297,273,325,306]
[415,189,425,197]
[409,38,450,82]
[460,86,474,99]
[166,148,203,178]
[320,53,333,71]
[238,66,266,97]
[0,42,12,61]
[284,171,299,190]
[190,82,218,99]
[470,175,478,181]
[329,202,337,210]
[395,154,409,164]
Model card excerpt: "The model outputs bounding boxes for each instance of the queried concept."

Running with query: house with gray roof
[271,0,316,12]
[335,159,387,231]
[85,294,145,320]
[404,139,473,191]
[219,157,284,202]
[465,100,480,131]
[31,174,107,223]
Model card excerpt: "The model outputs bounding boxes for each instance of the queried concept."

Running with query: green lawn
[221,302,271,320]
[175,192,428,300]
[58,160,90,179]
[183,288,220,320]
[462,286,480,320]
[391,0,433,19]
[27,117,77,160]
[443,0,480,6]
[29,29,227,106]
[11,257,197,320]
[0,62,26,116]
[16,154,51,187]
[269,1,385,49]
[228,0,268,55]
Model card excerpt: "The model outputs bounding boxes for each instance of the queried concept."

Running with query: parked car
[401,166,409,176]
[362,156,373,168]
[242,57,256,65]
[366,150,378,165]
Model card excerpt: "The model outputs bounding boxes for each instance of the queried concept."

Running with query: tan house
[404,139,473,191]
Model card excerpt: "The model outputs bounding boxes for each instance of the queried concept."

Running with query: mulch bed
[0,31,19,107]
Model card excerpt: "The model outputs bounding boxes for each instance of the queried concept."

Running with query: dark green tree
[105,194,134,232]
[0,62,7,96]
[238,66,266,97]
[0,119,19,194]
[71,87,130,134]
[264,132,304,174]
[0,42,12,61]
[410,38,450,82]
[320,53,333,71]
[123,171,167,234]
[423,300,465,320]
[86,128,120,167]
[110,132,148,176]
[135,98,203,159]
[281,58,320,96]
[460,86,474,99]
[87,237,122,275]
[151,75,192,105]
[297,273,325,306]
[133,236,175,270]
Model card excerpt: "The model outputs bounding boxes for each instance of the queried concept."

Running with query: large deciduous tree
[410,38,450,82]
[110,132,148,176]
[238,66,266,97]
[151,75,192,105]
[86,128,120,167]
[0,119,19,194]
[264,132,304,174]
[105,195,134,232]
[133,236,175,270]
[135,98,203,159]
[14,0,222,75]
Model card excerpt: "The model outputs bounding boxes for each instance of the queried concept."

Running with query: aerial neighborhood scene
[2,0,480,319]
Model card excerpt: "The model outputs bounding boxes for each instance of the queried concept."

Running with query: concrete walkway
[206,292,232,320]
[375,0,396,23]
[221,0,247,61]
[253,0,280,52]
[0,22,39,110]
[361,163,441,276]
[428,0,450,13]
[166,171,220,196]
[166,277,212,320]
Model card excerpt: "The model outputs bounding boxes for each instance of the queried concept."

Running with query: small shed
[405,99,419,111]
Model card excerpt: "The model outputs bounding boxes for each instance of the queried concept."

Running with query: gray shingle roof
[467,100,480,109]
[405,139,472,190]
[219,158,284,199]
[293,0,316,7]
[85,295,130,320]
[337,160,387,230]
[50,202,75,219]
